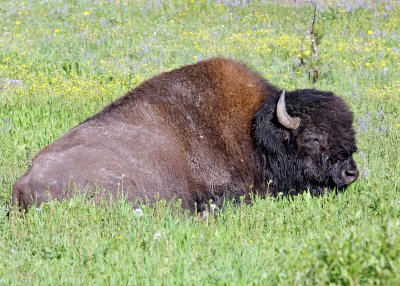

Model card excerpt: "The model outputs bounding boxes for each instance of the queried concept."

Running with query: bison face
[294,126,358,195]
[254,89,359,196]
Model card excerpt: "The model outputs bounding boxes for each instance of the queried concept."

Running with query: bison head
[253,89,358,196]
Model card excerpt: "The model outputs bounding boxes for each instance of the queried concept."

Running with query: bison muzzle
[12,58,359,212]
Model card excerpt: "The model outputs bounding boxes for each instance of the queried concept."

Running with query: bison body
[12,58,358,212]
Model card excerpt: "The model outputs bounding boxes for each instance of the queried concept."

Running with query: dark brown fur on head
[12,58,358,212]
[253,89,358,196]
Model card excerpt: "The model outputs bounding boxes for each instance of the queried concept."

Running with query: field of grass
[1,0,400,284]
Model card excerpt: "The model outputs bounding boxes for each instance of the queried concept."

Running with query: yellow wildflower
[15,21,21,25]
[83,11,90,16]
[368,30,373,35]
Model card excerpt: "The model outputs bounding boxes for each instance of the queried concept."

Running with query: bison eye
[304,137,320,148]
[301,133,328,153]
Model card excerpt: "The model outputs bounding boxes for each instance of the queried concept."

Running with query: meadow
[1,0,400,284]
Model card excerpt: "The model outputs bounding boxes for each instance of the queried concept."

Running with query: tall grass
[1,1,400,284]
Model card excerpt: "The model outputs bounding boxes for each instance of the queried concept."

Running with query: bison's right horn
[276,90,300,130]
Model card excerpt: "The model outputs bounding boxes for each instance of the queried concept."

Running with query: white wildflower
[153,231,161,240]
[134,208,143,217]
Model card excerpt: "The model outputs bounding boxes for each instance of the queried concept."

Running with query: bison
[12,58,359,212]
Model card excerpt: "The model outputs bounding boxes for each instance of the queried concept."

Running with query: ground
[0,1,400,284]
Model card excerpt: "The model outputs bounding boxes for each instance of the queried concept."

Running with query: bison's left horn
[276,90,300,130]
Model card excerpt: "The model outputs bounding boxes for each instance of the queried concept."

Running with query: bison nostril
[341,168,359,185]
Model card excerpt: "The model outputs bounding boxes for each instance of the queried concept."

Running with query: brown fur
[13,58,276,211]
[12,57,358,212]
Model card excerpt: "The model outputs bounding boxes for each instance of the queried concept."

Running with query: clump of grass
[1,1,400,284]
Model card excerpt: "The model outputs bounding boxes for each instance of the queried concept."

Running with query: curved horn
[276,90,300,129]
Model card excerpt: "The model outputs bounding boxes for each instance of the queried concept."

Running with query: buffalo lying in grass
[12,58,358,212]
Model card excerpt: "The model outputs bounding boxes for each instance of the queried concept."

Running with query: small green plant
[1,1,400,285]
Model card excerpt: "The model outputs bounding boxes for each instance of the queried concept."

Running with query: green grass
[1,0,400,284]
